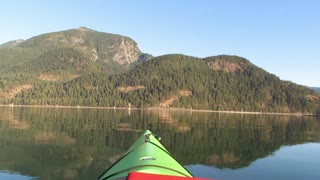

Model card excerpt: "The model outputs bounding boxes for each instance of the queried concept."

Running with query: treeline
[109,54,320,113]
[2,54,319,113]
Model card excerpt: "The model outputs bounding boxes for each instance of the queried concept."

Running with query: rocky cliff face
[104,37,141,65]
[55,27,142,64]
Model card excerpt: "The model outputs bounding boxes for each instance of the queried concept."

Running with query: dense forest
[0,27,319,113]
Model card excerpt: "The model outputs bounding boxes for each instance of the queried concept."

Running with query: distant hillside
[108,54,319,113]
[0,27,151,89]
[311,87,320,93]
[0,39,24,48]
[0,27,151,74]
[18,27,146,65]
[0,28,319,113]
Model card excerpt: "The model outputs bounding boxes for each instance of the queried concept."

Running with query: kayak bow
[98,130,195,179]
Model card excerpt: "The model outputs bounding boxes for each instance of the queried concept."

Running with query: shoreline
[0,104,318,116]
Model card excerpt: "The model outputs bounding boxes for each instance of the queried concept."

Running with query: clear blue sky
[1,0,319,87]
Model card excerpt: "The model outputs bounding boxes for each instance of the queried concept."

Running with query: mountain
[0,39,24,48]
[311,87,320,93]
[107,54,320,113]
[0,27,151,73]
[0,28,319,114]
[18,27,147,65]
[0,26,152,86]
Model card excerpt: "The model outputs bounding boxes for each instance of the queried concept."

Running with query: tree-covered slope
[0,27,319,113]
[0,27,146,77]
[19,27,143,66]
[4,54,318,114]
[110,54,320,113]
[0,27,148,103]
[0,39,24,48]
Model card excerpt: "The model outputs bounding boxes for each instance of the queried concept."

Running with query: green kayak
[98,130,201,180]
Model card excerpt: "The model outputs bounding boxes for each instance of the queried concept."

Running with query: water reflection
[0,106,319,179]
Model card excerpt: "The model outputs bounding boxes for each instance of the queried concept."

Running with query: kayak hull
[98,130,193,180]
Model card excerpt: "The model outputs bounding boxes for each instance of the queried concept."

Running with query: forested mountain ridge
[108,54,320,113]
[18,27,147,65]
[0,27,150,72]
[0,39,24,48]
[0,28,319,113]
[0,27,151,92]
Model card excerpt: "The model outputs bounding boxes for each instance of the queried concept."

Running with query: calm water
[0,106,319,180]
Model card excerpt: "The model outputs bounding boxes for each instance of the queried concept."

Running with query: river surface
[0,106,319,179]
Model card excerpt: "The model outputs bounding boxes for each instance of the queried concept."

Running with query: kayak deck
[98,130,193,179]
